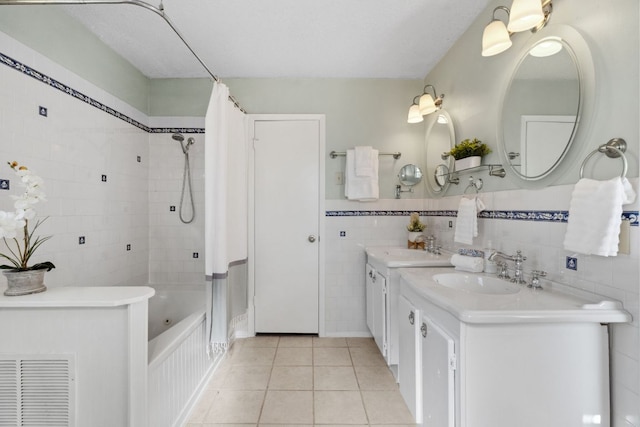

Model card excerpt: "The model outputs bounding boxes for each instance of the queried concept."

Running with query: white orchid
[0,162,54,272]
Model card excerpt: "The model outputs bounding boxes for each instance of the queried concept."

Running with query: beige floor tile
[346,337,377,348]
[278,335,313,347]
[313,337,348,347]
[314,366,359,390]
[201,424,257,427]
[259,390,314,424]
[354,365,398,390]
[274,347,312,366]
[314,390,368,424]
[231,347,276,366]
[203,390,265,424]
[313,347,352,366]
[269,366,313,390]
[220,365,272,390]
[239,336,280,348]
[362,390,416,424]
[349,346,387,366]
[186,388,218,423]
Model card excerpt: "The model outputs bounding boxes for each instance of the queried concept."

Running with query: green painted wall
[0,6,149,113]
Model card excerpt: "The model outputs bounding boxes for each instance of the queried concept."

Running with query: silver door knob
[308,235,317,243]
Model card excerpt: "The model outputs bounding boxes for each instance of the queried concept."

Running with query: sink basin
[433,273,521,295]
[366,247,452,268]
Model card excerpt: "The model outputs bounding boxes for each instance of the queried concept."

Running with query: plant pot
[455,156,482,171]
[407,231,425,250]
[3,269,47,296]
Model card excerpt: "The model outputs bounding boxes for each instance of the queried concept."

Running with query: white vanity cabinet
[365,263,387,356]
[365,247,452,377]
[398,267,631,427]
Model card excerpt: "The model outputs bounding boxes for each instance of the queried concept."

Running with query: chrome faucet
[488,250,527,285]
[528,270,547,290]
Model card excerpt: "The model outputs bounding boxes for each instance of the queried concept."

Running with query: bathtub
[147,286,219,427]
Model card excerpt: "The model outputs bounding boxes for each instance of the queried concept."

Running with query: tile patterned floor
[185,336,417,426]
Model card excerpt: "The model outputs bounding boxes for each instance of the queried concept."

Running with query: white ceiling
[62,0,490,79]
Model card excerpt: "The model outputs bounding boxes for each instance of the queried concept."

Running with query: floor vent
[0,356,74,427]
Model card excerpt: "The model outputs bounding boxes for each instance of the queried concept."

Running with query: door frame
[247,114,326,337]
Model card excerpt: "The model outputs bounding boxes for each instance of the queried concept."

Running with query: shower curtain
[204,82,248,355]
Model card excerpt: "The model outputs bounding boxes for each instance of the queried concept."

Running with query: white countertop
[366,246,453,268]
[0,286,155,308]
[400,267,632,324]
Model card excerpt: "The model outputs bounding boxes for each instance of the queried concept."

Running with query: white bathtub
[148,286,206,340]
[147,286,218,427]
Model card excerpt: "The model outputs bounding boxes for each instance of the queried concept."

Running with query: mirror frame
[497,25,595,188]
[424,110,455,196]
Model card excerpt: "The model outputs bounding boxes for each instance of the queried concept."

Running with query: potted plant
[406,212,426,249]
[447,138,491,170]
[0,162,55,296]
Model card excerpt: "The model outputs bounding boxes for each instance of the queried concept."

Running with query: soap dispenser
[483,241,498,274]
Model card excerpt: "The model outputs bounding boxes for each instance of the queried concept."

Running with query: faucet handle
[514,250,527,262]
[528,270,547,290]
[496,261,510,280]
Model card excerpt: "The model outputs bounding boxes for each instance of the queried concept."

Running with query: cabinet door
[365,264,375,335]
[372,272,387,357]
[421,316,455,427]
[398,295,420,423]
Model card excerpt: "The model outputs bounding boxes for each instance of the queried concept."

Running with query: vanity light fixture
[407,96,423,124]
[528,37,563,57]
[407,85,445,124]
[481,0,553,57]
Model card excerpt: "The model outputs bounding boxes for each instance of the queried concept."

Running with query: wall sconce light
[407,85,444,124]
[482,0,553,57]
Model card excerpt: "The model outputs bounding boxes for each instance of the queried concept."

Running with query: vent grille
[0,357,74,427]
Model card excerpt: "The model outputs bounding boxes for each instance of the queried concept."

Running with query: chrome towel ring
[579,138,628,179]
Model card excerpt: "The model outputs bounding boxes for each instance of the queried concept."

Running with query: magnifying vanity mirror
[425,110,455,195]
[499,26,594,184]
[395,164,423,198]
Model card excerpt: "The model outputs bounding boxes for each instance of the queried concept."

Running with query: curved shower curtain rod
[0,0,246,113]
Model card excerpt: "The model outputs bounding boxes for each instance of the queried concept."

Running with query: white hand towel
[563,177,636,256]
[450,254,485,273]
[355,146,375,177]
[454,197,485,245]
[345,148,379,201]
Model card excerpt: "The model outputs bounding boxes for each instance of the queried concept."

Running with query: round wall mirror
[425,110,455,195]
[499,26,594,183]
[398,164,423,186]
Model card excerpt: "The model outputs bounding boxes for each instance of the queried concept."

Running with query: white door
[253,118,323,334]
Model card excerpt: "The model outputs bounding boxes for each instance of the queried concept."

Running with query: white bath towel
[355,146,375,177]
[345,148,379,201]
[450,254,485,273]
[454,196,485,245]
[563,177,636,256]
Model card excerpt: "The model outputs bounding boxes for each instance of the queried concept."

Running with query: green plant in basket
[447,138,491,160]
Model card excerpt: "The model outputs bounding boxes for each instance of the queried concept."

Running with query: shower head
[172,133,185,142]
[172,133,195,154]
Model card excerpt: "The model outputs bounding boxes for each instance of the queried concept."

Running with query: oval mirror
[500,31,586,181]
[398,164,423,186]
[425,110,455,195]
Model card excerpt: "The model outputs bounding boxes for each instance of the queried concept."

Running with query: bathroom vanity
[364,246,452,376]
[398,267,630,427]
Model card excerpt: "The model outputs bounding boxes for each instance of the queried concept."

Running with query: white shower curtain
[204,82,247,355]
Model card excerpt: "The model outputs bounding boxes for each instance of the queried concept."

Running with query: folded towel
[454,196,485,245]
[450,254,484,273]
[345,148,379,201]
[563,177,636,256]
[355,146,375,177]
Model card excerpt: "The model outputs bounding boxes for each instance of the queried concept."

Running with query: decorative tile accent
[0,179,9,190]
[0,50,203,135]
[326,209,639,226]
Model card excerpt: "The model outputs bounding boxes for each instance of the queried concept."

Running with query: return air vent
[0,356,75,427]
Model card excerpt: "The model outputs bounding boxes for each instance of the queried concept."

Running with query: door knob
[308,235,317,243]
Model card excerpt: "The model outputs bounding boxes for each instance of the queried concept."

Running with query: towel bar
[330,150,401,159]
[579,138,628,179]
